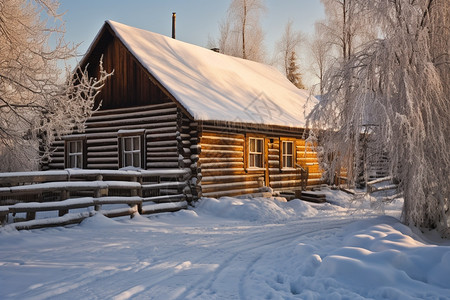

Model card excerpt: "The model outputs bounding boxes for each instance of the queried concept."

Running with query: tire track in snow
[172,217,356,300]
[6,214,363,300]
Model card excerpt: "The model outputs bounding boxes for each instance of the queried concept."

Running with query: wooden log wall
[197,131,324,198]
[268,139,323,191]
[43,104,324,199]
[296,140,324,187]
[198,132,264,198]
[43,102,179,171]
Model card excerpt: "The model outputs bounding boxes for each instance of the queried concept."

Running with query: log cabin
[43,20,324,201]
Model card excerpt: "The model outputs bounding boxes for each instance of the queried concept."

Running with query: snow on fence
[0,169,190,230]
[367,176,402,202]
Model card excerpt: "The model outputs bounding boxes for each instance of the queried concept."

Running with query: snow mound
[194,196,317,222]
[316,221,450,296]
[79,213,122,228]
[244,217,450,300]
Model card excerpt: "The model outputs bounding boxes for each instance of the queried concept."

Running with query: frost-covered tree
[309,0,450,232]
[211,0,266,62]
[0,0,110,171]
[308,24,333,95]
[317,0,375,60]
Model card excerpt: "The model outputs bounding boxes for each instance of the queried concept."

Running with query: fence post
[94,174,104,211]
[0,208,8,225]
[129,175,142,216]
[58,190,70,216]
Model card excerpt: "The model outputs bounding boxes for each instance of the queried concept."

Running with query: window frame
[118,130,145,169]
[280,138,297,171]
[248,137,265,169]
[64,136,86,169]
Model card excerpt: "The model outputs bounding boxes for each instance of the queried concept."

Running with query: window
[121,135,142,168]
[65,139,84,169]
[249,137,264,168]
[282,141,294,169]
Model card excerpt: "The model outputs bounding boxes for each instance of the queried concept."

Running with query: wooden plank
[0,172,69,185]
[200,162,244,169]
[142,181,187,190]
[141,201,187,214]
[86,138,118,146]
[142,194,185,203]
[88,145,117,152]
[87,157,117,163]
[147,151,178,157]
[200,136,244,146]
[201,181,259,193]
[299,195,326,203]
[11,212,94,230]
[199,157,243,163]
[269,173,300,181]
[202,187,261,198]
[90,102,175,117]
[147,140,177,147]
[146,132,177,140]
[201,174,264,184]
[0,181,140,197]
[199,149,243,158]
[270,180,303,189]
[87,114,178,129]
[85,121,178,134]
[296,151,318,158]
[100,206,139,218]
[297,157,320,164]
[147,146,178,152]
[200,131,244,138]
[88,107,177,123]
[147,157,179,162]
[200,144,243,152]
[146,162,179,168]
[301,191,326,199]
[200,168,248,176]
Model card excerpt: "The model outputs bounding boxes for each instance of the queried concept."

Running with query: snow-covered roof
[103,20,318,128]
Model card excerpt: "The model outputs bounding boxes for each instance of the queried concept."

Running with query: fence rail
[0,168,191,230]
[367,176,402,202]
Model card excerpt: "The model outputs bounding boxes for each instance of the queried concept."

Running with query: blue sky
[59,0,324,60]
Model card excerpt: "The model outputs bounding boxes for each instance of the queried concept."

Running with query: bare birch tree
[308,24,333,95]
[317,0,375,61]
[0,0,110,171]
[276,22,302,76]
[275,21,305,88]
[309,0,450,232]
[211,0,266,62]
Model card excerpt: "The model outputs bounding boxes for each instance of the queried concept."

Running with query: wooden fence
[0,169,190,230]
[367,176,402,202]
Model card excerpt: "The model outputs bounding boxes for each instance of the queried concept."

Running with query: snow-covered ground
[1,188,449,299]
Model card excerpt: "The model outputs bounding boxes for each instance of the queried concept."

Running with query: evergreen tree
[286,51,305,89]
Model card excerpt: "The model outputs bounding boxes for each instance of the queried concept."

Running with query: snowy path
[169,216,355,300]
[0,212,355,299]
[1,192,449,299]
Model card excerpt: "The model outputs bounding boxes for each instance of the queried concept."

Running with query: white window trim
[282,140,295,169]
[121,135,142,168]
[248,137,264,169]
[67,140,83,169]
